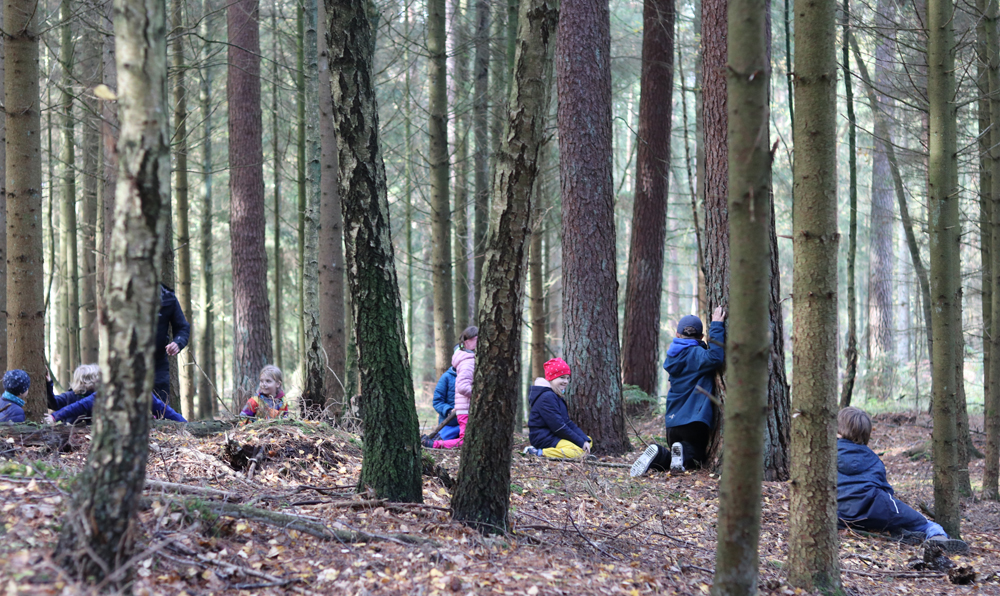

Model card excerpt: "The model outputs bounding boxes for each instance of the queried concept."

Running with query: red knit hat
[543,358,571,381]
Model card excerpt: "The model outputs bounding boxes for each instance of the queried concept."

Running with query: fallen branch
[160,551,317,596]
[840,568,945,578]
[290,498,450,514]
[145,479,241,501]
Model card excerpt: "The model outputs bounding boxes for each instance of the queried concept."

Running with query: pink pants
[433,414,467,449]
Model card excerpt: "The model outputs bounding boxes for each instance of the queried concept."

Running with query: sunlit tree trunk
[60,0,80,382]
[840,0,858,408]
[197,0,216,419]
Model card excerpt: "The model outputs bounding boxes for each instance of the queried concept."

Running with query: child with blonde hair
[48,364,100,411]
[240,365,289,420]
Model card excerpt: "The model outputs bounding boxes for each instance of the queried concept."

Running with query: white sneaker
[522,445,540,456]
[669,442,685,473]
[630,444,660,477]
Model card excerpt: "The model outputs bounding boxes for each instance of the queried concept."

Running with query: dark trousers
[650,422,710,470]
[153,381,171,405]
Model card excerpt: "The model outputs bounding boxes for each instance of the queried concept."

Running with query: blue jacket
[156,285,191,386]
[52,393,187,424]
[528,384,588,449]
[0,392,25,423]
[663,321,725,429]
[432,368,459,427]
[47,380,94,411]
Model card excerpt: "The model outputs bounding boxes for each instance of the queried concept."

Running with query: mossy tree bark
[787,0,840,589]
[983,0,1000,501]
[327,0,423,502]
[451,0,558,532]
[709,0,771,590]
[55,0,169,582]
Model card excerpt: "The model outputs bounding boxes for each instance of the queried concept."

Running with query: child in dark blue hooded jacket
[837,407,966,552]
[631,307,726,476]
[0,370,30,423]
[431,366,460,441]
[525,358,591,459]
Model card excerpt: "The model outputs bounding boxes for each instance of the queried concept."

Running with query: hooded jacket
[47,379,95,411]
[0,392,25,423]
[432,367,459,427]
[663,321,725,429]
[528,383,588,449]
[155,285,191,387]
[451,349,475,415]
[51,393,186,424]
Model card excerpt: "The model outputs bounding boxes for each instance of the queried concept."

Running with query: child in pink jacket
[424,326,477,449]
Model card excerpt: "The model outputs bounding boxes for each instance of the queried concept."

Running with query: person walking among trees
[155,284,190,405]
[630,306,726,476]
[423,326,477,449]
[523,358,592,459]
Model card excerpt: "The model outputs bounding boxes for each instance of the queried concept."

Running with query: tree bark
[80,10,101,366]
[327,0,423,501]
[453,0,471,332]
[979,0,994,476]
[787,0,840,589]
[711,0,771,590]
[98,0,119,366]
[5,0,45,420]
[621,0,674,400]
[55,0,169,581]
[271,6,283,372]
[197,0,216,419]
[983,0,1000,501]
[0,6,6,373]
[472,0,490,312]
[840,0,859,409]
[60,0,80,382]
[927,0,963,538]
[558,0,630,456]
[228,0,274,409]
[451,0,557,532]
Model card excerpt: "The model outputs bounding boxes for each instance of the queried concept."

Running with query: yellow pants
[542,437,590,459]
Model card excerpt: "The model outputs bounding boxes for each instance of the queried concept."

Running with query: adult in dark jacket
[155,284,191,404]
[45,393,186,424]
[431,367,460,441]
[631,307,726,477]
[524,358,591,459]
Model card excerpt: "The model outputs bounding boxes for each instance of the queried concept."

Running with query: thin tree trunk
[621,0,675,401]
[453,0,471,332]
[271,5,283,372]
[787,0,840,589]
[60,0,80,381]
[98,0,119,365]
[558,0,630,456]
[0,5,5,373]
[529,148,547,380]
[979,0,993,466]
[840,0,858,408]
[229,0,274,408]
[451,0,557,531]
[197,0,216,419]
[472,0,490,312]
[983,0,1000,501]
[954,291,972,496]
[80,13,100,365]
[297,0,306,365]
[55,0,169,581]
[327,0,423,501]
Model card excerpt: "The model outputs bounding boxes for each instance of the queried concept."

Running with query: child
[240,365,289,421]
[524,358,591,459]
[45,391,185,424]
[631,307,726,477]
[423,326,477,449]
[837,407,968,553]
[48,364,100,411]
[429,366,460,441]
[0,370,30,423]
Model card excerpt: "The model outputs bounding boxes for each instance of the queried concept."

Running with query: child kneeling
[837,407,967,553]
[524,358,591,459]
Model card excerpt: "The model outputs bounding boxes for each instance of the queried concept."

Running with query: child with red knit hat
[524,358,592,458]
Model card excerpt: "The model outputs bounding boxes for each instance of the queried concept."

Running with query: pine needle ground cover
[0,415,997,595]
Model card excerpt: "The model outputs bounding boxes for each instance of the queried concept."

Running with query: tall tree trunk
[298,0,307,368]
[404,4,415,363]
[429,0,456,376]
[453,0,471,332]
[979,0,993,467]
[98,0,119,366]
[5,0,44,419]
[271,5,283,372]
[621,0,674,401]
[327,0,423,501]
[787,0,840,589]
[840,0,858,408]
[472,0,489,311]
[529,146,548,380]
[173,0,195,419]
[318,0,346,417]
[983,0,1000,501]
[451,0,557,531]
[60,0,80,382]
[711,0,771,589]
[558,0,630,456]
[55,0,168,581]
[229,0,274,408]
[927,0,963,538]
[80,12,100,365]
[197,0,216,419]
[0,7,6,373]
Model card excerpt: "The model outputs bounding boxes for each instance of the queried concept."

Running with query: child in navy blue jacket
[524,358,591,459]
[837,407,967,553]
[47,364,100,411]
[431,366,460,441]
[43,365,185,424]
[0,370,30,423]
[631,307,726,476]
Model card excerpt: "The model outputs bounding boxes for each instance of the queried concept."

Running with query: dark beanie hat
[3,369,30,396]
[676,315,704,337]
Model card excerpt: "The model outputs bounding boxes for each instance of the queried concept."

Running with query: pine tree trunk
[927,0,963,539]
[558,0,630,456]
[80,13,100,365]
[472,0,490,311]
[55,0,169,581]
[197,0,216,419]
[5,0,45,420]
[228,0,274,409]
[318,0,346,418]
[297,0,307,367]
[787,0,840,589]
[327,0,423,501]
[711,0,772,589]
[979,0,994,481]
[60,0,80,381]
[429,0,456,376]
[0,7,6,373]
[271,7,283,372]
[451,0,557,531]
[621,0,674,401]
[529,145,549,380]
[453,0,471,332]
[98,0,119,366]
[983,0,1000,501]
[840,0,858,408]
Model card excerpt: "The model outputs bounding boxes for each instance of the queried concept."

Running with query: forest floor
[0,412,999,595]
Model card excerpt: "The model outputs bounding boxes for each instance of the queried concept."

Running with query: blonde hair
[259,364,283,387]
[838,407,872,446]
[71,364,101,394]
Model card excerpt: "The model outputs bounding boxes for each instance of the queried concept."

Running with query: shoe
[926,535,969,554]
[522,445,539,456]
[420,435,435,448]
[630,444,660,477]
[899,530,926,545]
[669,442,685,473]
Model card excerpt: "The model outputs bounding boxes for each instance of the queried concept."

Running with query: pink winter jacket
[451,349,476,414]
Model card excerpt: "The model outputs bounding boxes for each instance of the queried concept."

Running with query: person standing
[155,284,191,405]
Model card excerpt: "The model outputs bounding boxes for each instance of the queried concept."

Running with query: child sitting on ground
[430,365,460,441]
[837,407,968,553]
[240,365,289,421]
[0,370,30,423]
[524,358,591,459]
[47,364,100,411]
[44,365,185,424]
[423,326,478,449]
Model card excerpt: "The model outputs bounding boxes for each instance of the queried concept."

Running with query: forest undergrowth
[0,413,998,595]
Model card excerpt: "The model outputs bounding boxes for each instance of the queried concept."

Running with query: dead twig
[567,508,618,560]
[145,479,241,501]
